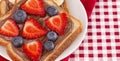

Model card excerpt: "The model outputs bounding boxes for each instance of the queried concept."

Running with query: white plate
[0,0,88,61]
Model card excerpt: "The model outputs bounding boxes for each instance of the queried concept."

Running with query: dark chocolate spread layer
[0,0,73,61]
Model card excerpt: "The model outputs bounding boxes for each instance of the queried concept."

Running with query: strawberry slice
[22,18,47,39]
[0,18,19,37]
[45,13,68,35]
[21,0,45,16]
[22,40,42,60]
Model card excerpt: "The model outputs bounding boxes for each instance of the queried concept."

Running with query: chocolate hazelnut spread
[0,0,73,61]
[12,18,73,61]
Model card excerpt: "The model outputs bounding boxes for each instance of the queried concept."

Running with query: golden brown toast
[0,0,82,61]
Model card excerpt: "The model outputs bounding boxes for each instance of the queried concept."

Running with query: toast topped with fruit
[0,0,82,61]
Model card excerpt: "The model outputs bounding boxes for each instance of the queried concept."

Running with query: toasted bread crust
[40,0,82,61]
[0,38,9,46]
[63,0,69,13]
[6,44,23,61]
[40,15,82,61]
[0,38,24,61]
[0,0,83,61]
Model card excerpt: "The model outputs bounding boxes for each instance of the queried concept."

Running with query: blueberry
[47,31,58,42]
[46,6,58,16]
[12,36,24,48]
[13,10,27,23]
[44,41,54,51]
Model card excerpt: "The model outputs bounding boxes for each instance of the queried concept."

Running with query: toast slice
[0,0,82,61]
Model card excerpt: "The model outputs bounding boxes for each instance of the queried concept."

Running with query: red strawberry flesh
[22,40,42,60]
[45,13,68,35]
[21,0,45,16]
[22,18,47,39]
[0,18,19,37]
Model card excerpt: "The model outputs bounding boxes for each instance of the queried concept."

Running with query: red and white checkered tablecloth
[67,0,120,61]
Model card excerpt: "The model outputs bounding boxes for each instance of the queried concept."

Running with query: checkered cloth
[67,0,120,61]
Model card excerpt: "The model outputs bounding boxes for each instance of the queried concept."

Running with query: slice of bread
[0,0,82,61]
[40,1,82,61]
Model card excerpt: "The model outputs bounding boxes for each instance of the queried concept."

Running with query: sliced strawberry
[45,13,68,35]
[21,0,45,16]
[22,40,42,60]
[0,18,19,37]
[22,18,47,39]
